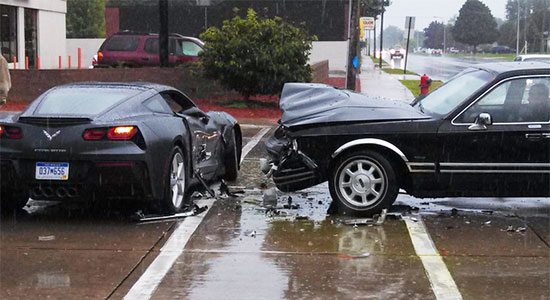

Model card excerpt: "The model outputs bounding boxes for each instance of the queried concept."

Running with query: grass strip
[399,79,443,98]
[381,68,418,75]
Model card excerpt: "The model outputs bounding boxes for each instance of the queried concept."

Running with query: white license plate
[35,162,69,180]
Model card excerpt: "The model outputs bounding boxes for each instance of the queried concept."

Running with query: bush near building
[199,9,316,101]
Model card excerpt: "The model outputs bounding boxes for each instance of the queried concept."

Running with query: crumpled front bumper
[263,127,321,192]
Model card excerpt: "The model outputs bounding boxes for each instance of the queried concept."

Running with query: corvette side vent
[18,117,92,126]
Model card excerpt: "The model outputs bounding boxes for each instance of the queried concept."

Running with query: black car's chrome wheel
[329,150,398,217]
[160,147,187,213]
[223,129,239,181]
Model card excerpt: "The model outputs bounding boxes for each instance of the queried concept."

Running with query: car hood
[279,83,429,127]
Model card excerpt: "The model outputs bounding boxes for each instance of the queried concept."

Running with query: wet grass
[399,79,443,98]
[370,56,389,67]
[381,68,418,75]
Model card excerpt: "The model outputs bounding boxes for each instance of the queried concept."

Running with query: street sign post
[403,16,415,75]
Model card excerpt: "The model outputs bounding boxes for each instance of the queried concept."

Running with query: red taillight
[107,126,137,140]
[83,129,106,140]
[0,125,22,139]
[97,51,103,62]
[83,126,138,141]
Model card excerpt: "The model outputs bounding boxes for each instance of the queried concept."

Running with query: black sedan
[265,61,550,216]
[0,82,242,213]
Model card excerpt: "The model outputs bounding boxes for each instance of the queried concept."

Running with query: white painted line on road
[404,216,463,300]
[123,131,269,300]
[123,199,214,300]
[240,127,270,163]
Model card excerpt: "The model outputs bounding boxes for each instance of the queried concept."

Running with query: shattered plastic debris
[137,205,207,223]
[245,230,256,238]
[296,215,309,220]
[506,225,527,233]
[483,220,492,225]
[38,235,55,241]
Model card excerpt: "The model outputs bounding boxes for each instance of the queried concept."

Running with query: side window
[143,94,172,114]
[458,77,550,124]
[181,41,202,56]
[160,92,184,113]
[106,36,140,51]
[144,38,159,54]
[170,39,183,56]
[169,91,196,111]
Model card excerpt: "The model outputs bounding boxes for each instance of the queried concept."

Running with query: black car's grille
[18,117,92,126]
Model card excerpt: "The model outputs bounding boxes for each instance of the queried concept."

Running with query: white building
[0,0,66,69]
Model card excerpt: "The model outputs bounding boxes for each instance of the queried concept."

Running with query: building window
[0,5,17,63]
[25,8,37,68]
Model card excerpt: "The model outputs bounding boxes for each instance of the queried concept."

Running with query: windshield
[35,87,141,116]
[414,69,495,116]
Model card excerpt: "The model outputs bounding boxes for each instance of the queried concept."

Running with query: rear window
[105,36,140,51]
[35,87,142,116]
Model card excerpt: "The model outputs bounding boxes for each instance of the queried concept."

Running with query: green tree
[360,0,391,17]
[424,21,444,49]
[199,9,315,100]
[452,0,499,53]
[382,25,404,47]
[66,0,107,38]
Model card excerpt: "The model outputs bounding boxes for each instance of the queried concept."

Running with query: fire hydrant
[419,74,432,96]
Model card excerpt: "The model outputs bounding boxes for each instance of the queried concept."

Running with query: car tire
[329,150,398,217]
[0,188,29,214]
[223,129,239,181]
[159,146,188,214]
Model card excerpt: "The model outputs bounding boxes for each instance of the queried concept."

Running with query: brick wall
[9,61,329,103]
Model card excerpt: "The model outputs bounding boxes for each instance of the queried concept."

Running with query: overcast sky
[378,0,508,31]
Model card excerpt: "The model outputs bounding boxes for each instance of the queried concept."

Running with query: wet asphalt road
[1,124,549,300]
[385,53,508,81]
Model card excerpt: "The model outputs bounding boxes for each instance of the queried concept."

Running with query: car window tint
[160,93,184,113]
[182,41,202,56]
[169,91,197,111]
[170,39,184,55]
[416,69,494,116]
[458,77,550,123]
[144,38,159,54]
[36,87,141,116]
[144,94,172,114]
[106,36,140,51]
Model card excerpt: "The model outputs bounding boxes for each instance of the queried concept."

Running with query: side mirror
[468,113,492,131]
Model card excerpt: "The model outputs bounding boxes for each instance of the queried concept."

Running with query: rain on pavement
[1,124,548,300]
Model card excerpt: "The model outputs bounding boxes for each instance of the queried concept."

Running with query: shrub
[199,9,316,100]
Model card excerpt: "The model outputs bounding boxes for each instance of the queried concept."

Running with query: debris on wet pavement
[137,205,208,223]
[38,235,56,241]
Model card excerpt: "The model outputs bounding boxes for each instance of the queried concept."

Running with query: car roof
[474,61,550,76]
[56,82,177,93]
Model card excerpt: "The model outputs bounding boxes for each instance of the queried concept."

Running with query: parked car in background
[0,82,241,213]
[431,49,442,56]
[513,54,550,62]
[492,45,513,54]
[95,31,205,68]
[448,47,460,54]
[264,61,550,217]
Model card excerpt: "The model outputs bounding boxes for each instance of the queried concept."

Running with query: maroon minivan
[96,31,204,67]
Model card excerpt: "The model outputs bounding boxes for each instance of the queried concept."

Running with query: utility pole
[159,0,169,67]
[379,1,384,69]
[345,0,360,90]
[516,0,520,56]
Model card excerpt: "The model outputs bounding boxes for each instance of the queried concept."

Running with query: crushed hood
[279,83,429,127]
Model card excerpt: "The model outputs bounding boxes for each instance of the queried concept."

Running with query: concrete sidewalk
[359,55,415,102]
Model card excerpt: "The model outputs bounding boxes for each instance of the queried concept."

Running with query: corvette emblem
[43,130,61,141]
